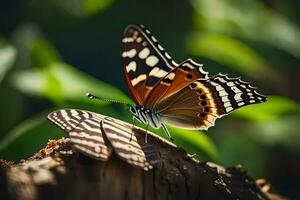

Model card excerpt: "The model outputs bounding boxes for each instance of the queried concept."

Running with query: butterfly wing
[145,58,208,109]
[122,25,177,105]
[101,116,159,171]
[48,109,159,170]
[48,109,113,160]
[154,74,267,130]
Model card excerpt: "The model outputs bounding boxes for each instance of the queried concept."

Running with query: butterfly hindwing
[155,75,267,130]
[200,74,267,113]
[122,25,177,105]
[101,116,159,171]
[145,58,209,108]
[48,109,113,161]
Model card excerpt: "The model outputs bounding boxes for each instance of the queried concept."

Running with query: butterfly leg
[130,117,136,142]
[161,123,174,141]
[145,122,149,144]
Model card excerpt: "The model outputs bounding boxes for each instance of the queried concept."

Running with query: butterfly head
[129,105,149,116]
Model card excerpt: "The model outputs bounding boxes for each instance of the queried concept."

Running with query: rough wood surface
[0,137,286,200]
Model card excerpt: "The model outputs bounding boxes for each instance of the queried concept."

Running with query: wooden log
[0,137,286,200]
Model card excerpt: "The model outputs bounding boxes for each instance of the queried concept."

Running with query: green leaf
[30,39,61,67]
[232,96,300,121]
[10,68,45,96]
[191,0,300,58]
[186,32,276,80]
[171,127,219,162]
[148,126,219,162]
[0,43,17,83]
[10,62,132,105]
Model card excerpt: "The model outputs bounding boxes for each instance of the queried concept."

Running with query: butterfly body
[129,104,174,138]
[123,25,267,139]
[129,105,161,129]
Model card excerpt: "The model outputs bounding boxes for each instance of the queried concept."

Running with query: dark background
[0,0,299,199]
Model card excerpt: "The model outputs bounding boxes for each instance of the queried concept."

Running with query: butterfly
[119,24,267,140]
[48,109,159,170]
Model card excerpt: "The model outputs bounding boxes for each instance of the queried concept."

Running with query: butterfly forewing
[48,109,113,161]
[101,117,159,171]
[122,25,177,105]
[156,75,267,130]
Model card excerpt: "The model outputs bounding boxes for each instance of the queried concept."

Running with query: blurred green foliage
[233,96,300,121]
[53,0,114,18]
[191,0,300,58]
[0,40,16,83]
[186,32,275,80]
[0,0,299,199]
[11,62,130,104]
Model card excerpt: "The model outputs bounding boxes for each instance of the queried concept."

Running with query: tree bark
[0,137,286,200]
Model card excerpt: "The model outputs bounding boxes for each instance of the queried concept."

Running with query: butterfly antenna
[86,93,131,106]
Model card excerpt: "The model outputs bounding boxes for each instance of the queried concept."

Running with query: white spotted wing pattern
[48,109,159,170]
[122,25,178,105]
